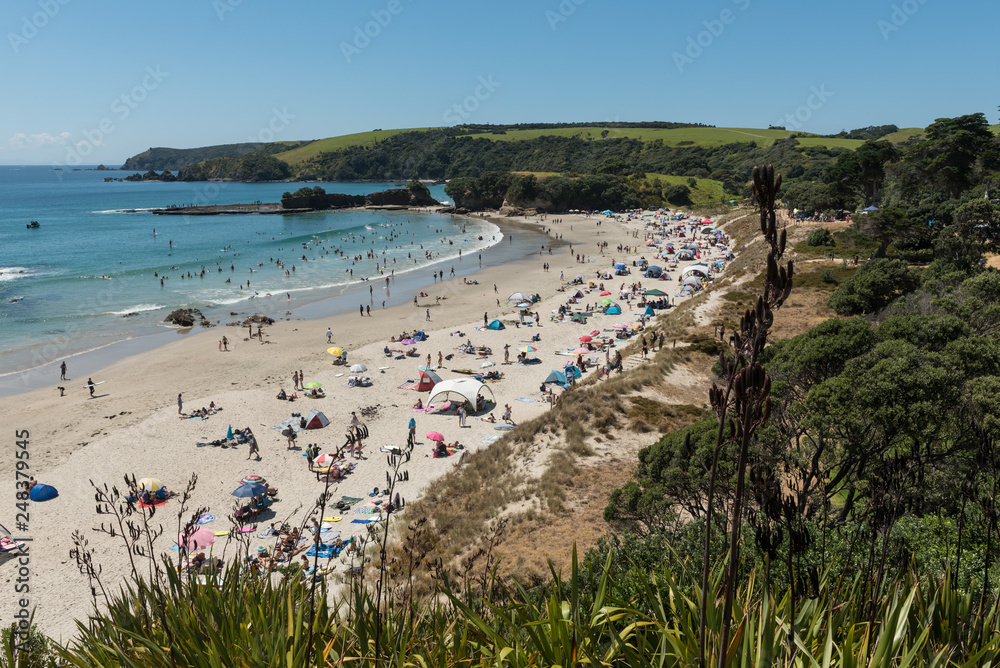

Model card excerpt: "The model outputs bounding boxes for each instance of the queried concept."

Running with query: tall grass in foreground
[49,550,1000,667]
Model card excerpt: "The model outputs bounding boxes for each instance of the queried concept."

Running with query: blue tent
[543,370,567,385]
[486,319,505,330]
[613,263,626,270]
[605,304,622,315]
[29,484,58,502]
[644,305,655,317]
[413,331,427,342]
[563,365,582,379]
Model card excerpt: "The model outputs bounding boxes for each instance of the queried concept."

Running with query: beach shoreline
[0,208,732,640]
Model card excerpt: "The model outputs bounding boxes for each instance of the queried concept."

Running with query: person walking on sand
[86,378,95,398]
[438,351,443,368]
[504,344,510,364]
[503,404,514,425]
[360,305,365,317]
[326,327,332,343]
[60,361,67,381]
[247,433,260,461]
[293,371,299,390]
[177,393,183,414]
[425,309,431,322]
[222,335,229,351]
[299,370,304,388]
[367,305,371,316]
[483,312,488,327]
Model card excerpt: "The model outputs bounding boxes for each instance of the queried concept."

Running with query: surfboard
[82,381,106,388]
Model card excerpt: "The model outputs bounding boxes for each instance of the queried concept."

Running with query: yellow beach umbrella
[138,477,163,492]
[327,347,343,357]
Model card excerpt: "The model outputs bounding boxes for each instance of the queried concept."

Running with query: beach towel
[197,514,216,524]
[306,544,336,558]
[479,435,500,445]
[398,380,417,390]
[351,519,377,524]
[257,527,274,538]
[185,416,206,421]
[515,397,535,403]
[433,446,462,458]
[138,499,168,508]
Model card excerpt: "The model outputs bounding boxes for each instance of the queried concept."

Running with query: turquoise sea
[0,166,507,380]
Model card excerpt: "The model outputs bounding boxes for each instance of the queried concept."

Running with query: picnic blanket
[138,499,168,508]
[197,514,216,524]
[398,380,417,390]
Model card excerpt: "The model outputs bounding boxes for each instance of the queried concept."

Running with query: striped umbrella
[138,477,163,492]
[313,453,338,466]
[517,346,537,353]
[240,474,266,486]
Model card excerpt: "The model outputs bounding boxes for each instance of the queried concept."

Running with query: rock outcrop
[164,308,209,327]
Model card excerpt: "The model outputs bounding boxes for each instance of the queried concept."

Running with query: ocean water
[0,166,500,377]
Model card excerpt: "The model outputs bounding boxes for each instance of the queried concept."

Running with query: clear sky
[2,0,997,165]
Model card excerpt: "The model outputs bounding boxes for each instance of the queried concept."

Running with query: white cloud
[8,131,72,147]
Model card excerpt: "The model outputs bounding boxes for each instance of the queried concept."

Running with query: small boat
[26,220,40,228]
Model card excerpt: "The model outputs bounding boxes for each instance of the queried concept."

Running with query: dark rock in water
[230,311,238,316]
[164,308,204,327]
[121,312,139,318]
[238,314,275,327]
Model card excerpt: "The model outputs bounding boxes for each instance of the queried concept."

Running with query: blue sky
[1,0,997,165]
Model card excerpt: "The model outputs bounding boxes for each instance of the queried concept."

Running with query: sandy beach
[0,208,734,639]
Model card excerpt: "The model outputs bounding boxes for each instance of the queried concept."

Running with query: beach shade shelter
[426,431,445,442]
[486,319,505,330]
[508,292,530,302]
[643,288,668,297]
[327,347,344,357]
[241,474,266,486]
[178,527,216,551]
[303,409,330,430]
[138,477,164,492]
[570,313,587,323]
[313,453,338,467]
[579,335,593,343]
[683,276,703,288]
[415,369,442,391]
[564,365,582,379]
[644,305,655,317]
[350,364,368,373]
[543,370,568,385]
[232,482,267,498]
[570,289,584,298]
[683,264,710,278]
[518,345,537,354]
[613,263,627,270]
[226,425,234,440]
[413,331,428,342]
[605,304,622,315]
[29,484,58,502]
[302,382,323,390]
[427,378,496,412]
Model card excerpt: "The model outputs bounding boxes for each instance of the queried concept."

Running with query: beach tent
[303,409,330,430]
[508,292,530,303]
[543,370,568,385]
[29,484,58,502]
[570,313,587,324]
[644,305,655,317]
[486,319,505,330]
[683,264,710,278]
[427,378,495,412]
[605,304,622,315]
[415,369,442,391]
[413,331,428,342]
[563,365,582,379]
[570,289,584,298]
[646,266,662,279]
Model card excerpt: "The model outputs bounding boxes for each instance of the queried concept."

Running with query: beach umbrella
[598,298,613,306]
[138,477,163,492]
[579,335,593,343]
[327,347,344,357]
[518,345,537,353]
[232,482,267,498]
[599,291,611,296]
[574,274,584,280]
[350,364,368,373]
[303,382,323,389]
[401,339,415,345]
[178,527,216,551]
[240,474,266,486]
[313,453,338,466]
[570,347,590,354]
[426,431,445,442]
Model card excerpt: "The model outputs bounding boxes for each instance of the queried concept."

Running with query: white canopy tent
[682,264,710,277]
[427,378,495,412]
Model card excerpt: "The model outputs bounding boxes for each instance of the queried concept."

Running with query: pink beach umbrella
[426,431,445,442]
[178,527,216,551]
[570,347,591,354]
[578,335,593,343]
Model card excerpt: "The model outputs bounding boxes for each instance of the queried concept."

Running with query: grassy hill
[272,128,436,166]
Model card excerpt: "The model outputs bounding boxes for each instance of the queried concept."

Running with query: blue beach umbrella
[232,483,267,498]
